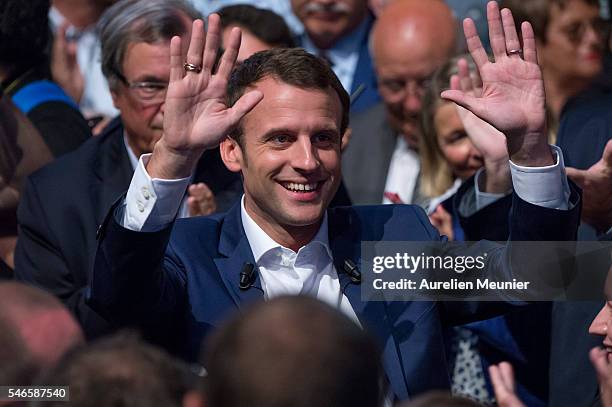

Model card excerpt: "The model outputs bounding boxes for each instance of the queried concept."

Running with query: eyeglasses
[115,72,168,103]
[560,17,609,44]
[378,76,433,100]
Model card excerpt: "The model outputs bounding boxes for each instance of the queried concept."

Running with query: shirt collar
[240,195,333,263]
[123,132,139,171]
[301,15,371,61]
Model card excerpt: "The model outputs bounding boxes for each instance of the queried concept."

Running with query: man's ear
[110,87,121,110]
[220,137,243,173]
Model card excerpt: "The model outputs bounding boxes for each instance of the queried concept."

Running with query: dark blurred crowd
[1,0,611,406]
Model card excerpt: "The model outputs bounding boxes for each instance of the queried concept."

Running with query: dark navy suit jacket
[90,189,579,401]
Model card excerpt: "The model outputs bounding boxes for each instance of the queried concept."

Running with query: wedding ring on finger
[184,63,202,73]
[506,49,523,58]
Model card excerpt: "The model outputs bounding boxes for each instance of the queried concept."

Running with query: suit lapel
[214,203,264,308]
[328,207,410,400]
[90,120,133,224]
[372,123,399,203]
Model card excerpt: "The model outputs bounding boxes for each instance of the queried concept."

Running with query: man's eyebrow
[258,126,340,138]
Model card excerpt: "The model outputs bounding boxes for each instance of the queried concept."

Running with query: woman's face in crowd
[539,0,605,81]
[433,102,484,181]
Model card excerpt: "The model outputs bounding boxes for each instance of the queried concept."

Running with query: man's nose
[588,307,608,336]
[402,91,422,116]
[292,138,320,172]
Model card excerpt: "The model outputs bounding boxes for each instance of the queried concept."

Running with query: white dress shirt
[240,197,360,323]
[382,136,421,204]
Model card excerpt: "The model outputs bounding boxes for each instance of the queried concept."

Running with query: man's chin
[400,127,420,149]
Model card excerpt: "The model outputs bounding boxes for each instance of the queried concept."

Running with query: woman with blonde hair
[419,55,510,239]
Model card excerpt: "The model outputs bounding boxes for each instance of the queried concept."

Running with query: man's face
[375,44,448,149]
[111,41,171,157]
[539,0,605,82]
[221,78,343,239]
[291,0,368,48]
[589,267,612,361]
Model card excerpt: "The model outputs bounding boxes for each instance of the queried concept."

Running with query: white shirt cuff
[509,145,571,210]
[474,168,508,211]
[122,154,191,231]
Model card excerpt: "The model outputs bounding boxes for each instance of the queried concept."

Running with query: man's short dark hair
[227,48,350,144]
[501,0,600,43]
[34,332,201,407]
[203,296,384,407]
[0,0,50,73]
[218,4,296,48]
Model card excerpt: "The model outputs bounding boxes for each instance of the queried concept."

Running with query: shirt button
[137,202,145,212]
[141,187,150,200]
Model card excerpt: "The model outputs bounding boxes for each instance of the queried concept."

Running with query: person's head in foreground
[396,390,483,407]
[0,282,84,386]
[202,295,384,407]
[220,47,350,251]
[33,332,202,407]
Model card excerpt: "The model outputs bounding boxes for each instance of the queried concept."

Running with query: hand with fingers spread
[489,362,526,407]
[451,57,510,193]
[442,1,553,167]
[147,15,264,180]
[188,182,217,217]
[566,139,612,232]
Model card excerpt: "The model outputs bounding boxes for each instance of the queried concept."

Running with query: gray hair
[98,0,202,89]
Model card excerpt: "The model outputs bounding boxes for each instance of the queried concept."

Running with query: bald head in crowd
[372,0,457,148]
[0,282,84,384]
[204,296,384,407]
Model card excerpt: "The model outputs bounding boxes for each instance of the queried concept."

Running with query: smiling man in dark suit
[90,2,580,401]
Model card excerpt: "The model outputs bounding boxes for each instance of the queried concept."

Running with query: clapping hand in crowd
[188,182,217,217]
[51,21,84,105]
[489,362,526,407]
[566,139,612,233]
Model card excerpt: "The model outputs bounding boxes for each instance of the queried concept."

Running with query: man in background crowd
[343,0,457,205]
[291,0,380,112]
[14,0,239,339]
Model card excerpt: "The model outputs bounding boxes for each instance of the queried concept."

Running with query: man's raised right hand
[147,15,263,180]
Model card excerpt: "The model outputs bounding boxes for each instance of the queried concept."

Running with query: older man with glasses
[14,0,243,339]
